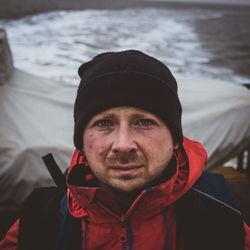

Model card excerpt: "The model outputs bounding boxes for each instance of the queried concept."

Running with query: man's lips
[109,164,143,173]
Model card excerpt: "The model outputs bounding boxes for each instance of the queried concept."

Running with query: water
[0,7,250,84]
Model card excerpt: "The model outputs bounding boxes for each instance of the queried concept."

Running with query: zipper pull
[119,214,127,243]
[119,227,127,243]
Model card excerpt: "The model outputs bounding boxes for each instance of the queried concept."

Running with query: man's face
[83,106,178,194]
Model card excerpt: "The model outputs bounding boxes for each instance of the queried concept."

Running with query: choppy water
[1,7,250,84]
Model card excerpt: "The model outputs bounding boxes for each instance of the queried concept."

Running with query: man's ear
[174,142,179,150]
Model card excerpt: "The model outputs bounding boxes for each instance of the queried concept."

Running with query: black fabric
[74,50,183,150]
[56,194,82,250]
[67,163,99,187]
[42,153,67,188]
[17,187,81,250]
[176,171,245,250]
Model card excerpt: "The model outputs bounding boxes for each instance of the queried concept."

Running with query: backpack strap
[176,171,245,250]
[42,153,67,188]
[18,187,67,250]
[55,194,82,250]
[193,171,241,212]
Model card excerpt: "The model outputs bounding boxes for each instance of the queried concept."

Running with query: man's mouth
[109,164,143,174]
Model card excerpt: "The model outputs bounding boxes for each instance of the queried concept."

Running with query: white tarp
[0,69,76,211]
[1,29,250,212]
[178,76,250,169]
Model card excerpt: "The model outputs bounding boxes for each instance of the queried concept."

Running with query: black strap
[42,153,67,188]
[56,194,82,250]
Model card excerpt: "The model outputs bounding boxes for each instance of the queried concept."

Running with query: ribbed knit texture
[74,50,183,150]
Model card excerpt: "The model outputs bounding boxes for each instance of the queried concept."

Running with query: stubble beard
[95,151,173,197]
[102,151,147,192]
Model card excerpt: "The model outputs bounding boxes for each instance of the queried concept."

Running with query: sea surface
[1,7,250,84]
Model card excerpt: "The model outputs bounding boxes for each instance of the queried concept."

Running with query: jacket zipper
[120,214,128,245]
[95,189,150,250]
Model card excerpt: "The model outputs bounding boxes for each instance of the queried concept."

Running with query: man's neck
[99,184,141,213]
[111,190,141,213]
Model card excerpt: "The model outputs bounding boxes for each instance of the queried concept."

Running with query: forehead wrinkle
[93,106,158,122]
[92,112,116,121]
[102,111,151,121]
[130,113,150,120]
[102,114,116,120]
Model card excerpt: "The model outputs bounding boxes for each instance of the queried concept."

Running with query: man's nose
[111,126,137,153]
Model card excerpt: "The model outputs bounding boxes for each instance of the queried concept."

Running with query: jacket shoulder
[193,171,240,212]
[177,171,245,250]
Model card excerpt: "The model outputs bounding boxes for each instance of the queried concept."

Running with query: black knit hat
[74,50,183,150]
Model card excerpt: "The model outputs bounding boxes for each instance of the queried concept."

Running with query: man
[1,50,249,250]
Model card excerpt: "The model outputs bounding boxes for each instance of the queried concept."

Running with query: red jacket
[1,137,250,249]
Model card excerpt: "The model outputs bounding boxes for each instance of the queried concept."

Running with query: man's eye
[94,119,112,127]
[136,119,155,126]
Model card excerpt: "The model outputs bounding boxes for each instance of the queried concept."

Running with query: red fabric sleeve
[0,219,19,250]
[245,222,250,250]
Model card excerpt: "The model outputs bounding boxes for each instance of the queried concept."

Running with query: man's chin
[103,179,146,196]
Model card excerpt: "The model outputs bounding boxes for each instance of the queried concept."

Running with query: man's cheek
[99,146,106,157]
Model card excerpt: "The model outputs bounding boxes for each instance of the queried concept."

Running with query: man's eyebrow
[95,113,116,120]
[91,112,154,123]
[130,113,154,120]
